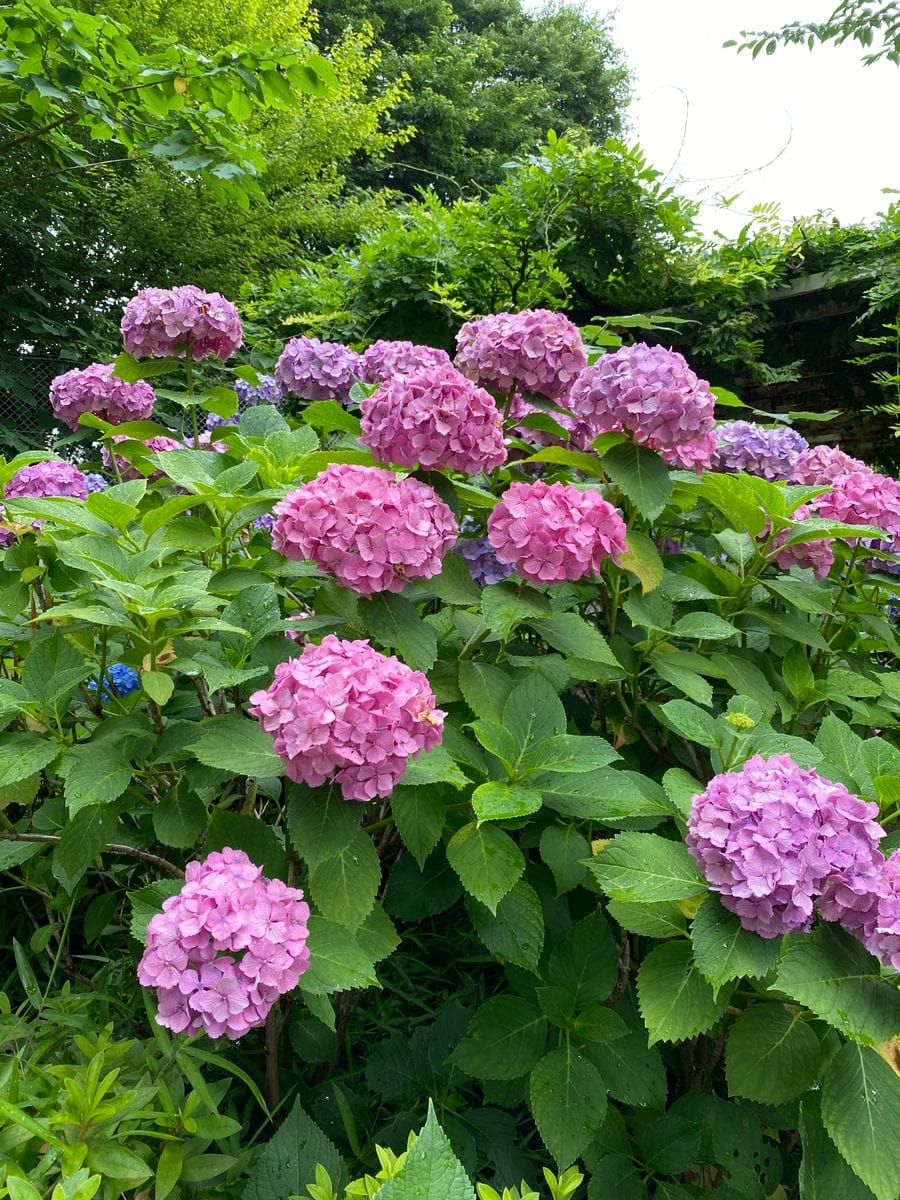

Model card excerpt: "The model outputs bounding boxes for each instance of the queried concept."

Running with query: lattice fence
[0,354,72,455]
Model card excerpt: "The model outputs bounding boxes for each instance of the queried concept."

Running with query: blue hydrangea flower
[235,374,280,408]
[253,513,275,532]
[206,412,241,432]
[83,473,108,493]
[88,662,140,700]
[455,536,515,587]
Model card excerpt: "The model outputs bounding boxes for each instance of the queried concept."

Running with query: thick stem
[264,1004,282,1114]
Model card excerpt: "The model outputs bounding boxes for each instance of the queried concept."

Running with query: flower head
[121,286,242,362]
[455,309,587,400]
[6,461,88,500]
[712,421,808,481]
[792,443,866,486]
[88,663,141,700]
[272,463,457,595]
[84,473,108,494]
[275,336,361,403]
[815,468,900,551]
[235,374,281,408]
[567,343,717,471]
[359,340,452,384]
[50,363,155,430]
[454,536,515,586]
[249,635,444,801]
[138,848,310,1039]
[487,480,627,585]
[687,754,884,938]
[820,850,900,970]
[361,364,506,474]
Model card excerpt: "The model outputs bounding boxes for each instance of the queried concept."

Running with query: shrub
[1,293,899,1200]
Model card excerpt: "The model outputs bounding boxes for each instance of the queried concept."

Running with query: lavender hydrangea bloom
[567,343,718,472]
[359,340,452,384]
[454,309,587,400]
[455,537,515,586]
[121,286,242,362]
[83,473,108,494]
[235,374,281,408]
[50,363,155,430]
[687,754,884,938]
[712,421,808,481]
[205,412,242,432]
[253,514,275,532]
[275,336,362,403]
[820,850,900,969]
[6,461,88,500]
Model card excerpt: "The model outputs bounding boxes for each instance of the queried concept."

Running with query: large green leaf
[586,832,707,903]
[0,733,59,788]
[539,825,589,894]
[457,660,514,723]
[205,811,288,881]
[691,897,780,991]
[152,783,207,848]
[725,1005,820,1103]
[241,1097,345,1200]
[528,612,621,667]
[375,1102,475,1200]
[586,1031,667,1109]
[528,1046,607,1168]
[481,580,551,637]
[445,822,524,913]
[285,784,362,869]
[52,804,119,892]
[638,941,730,1045]
[814,714,867,792]
[298,917,379,996]
[603,440,673,520]
[62,743,133,815]
[452,996,547,1081]
[799,1096,878,1200]
[820,1043,900,1200]
[471,781,542,820]
[308,830,381,931]
[545,911,619,1008]
[191,716,284,778]
[773,925,900,1046]
[468,880,544,973]
[391,786,446,868]
[366,592,438,672]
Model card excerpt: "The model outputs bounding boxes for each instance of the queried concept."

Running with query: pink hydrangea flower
[792,443,867,486]
[271,463,457,595]
[769,504,834,577]
[121,286,242,361]
[815,468,900,551]
[487,480,627,585]
[49,363,155,430]
[137,848,310,1040]
[6,461,88,500]
[249,634,444,801]
[820,850,900,969]
[275,336,362,403]
[359,340,451,384]
[102,434,184,481]
[454,309,587,400]
[361,364,506,474]
[567,344,717,471]
[687,754,885,938]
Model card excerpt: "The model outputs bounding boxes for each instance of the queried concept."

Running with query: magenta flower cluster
[687,754,884,939]
[821,849,900,969]
[138,848,310,1040]
[792,443,866,486]
[6,461,88,500]
[455,309,587,400]
[121,286,242,362]
[361,365,506,474]
[815,468,900,548]
[712,420,808,482]
[275,336,362,403]
[249,634,444,801]
[487,480,627,585]
[102,434,183,481]
[272,464,457,595]
[49,363,155,430]
[359,340,451,384]
[567,343,717,471]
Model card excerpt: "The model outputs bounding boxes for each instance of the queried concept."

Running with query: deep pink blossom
[121,286,242,361]
[361,364,506,474]
[275,336,362,403]
[6,461,88,500]
[487,479,627,585]
[138,848,310,1040]
[50,363,155,429]
[249,634,444,801]
[455,309,587,400]
[271,463,457,595]
[815,468,900,551]
[359,340,451,384]
[687,754,884,938]
[820,850,900,969]
[792,443,867,486]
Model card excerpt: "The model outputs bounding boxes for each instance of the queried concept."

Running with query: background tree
[730,0,900,66]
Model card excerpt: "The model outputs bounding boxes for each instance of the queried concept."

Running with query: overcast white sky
[596,1,899,238]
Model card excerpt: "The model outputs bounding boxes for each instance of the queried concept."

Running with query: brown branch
[1,833,184,877]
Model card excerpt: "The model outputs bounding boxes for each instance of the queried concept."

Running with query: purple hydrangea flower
[83,473,108,494]
[253,513,275,532]
[121,286,242,362]
[275,337,362,403]
[50,363,155,430]
[6,461,88,500]
[205,412,241,432]
[687,754,884,938]
[235,374,281,408]
[359,340,452,384]
[455,309,587,400]
[455,537,515,586]
[712,421,808,482]
[820,850,900,969]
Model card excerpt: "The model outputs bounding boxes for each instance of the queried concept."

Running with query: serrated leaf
[725,1004,820,1103]
[308,830,381,931]
[62,743,132,815]
[528,612,620,667]
[619,530,664,594]
[586,1031,667,1109]
[205,810,287,881]
[241,1097,346,1200]
[399,744,468,789]
[539,825,588,894]
[587,832,707,903]
[468,880,544,972]
[773,924,900,1046]
[375,1101,475,1200]
[152,785,207,848]
[452,996,547,1080]
[298,916,379,996]
[603,440,673,520]
[672,613,739,641]
[607,899,687,938]
[546,910,619,1008]
[457,660,514,722]
[0,734,59,787]
[814,714,867,791]
[446,822,524,913]
[391,786,446,868]
[285,784,362,868]
[366,592,438,672]
[691,897,780,991]
[471,781,542,820]
[529,1046,606,1168]
[481,581,551,637]
[820,1043,900,1200]
[52,804,119,892]
[638,941,730,1045]
[192,716,284,778]
[799,1095,878,1200]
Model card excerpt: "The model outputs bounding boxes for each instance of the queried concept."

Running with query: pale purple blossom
[769,504,834,577]
[455,537,515,586]
[6,461,88,500]
[121,286,242,362]
[235,374,281,408]
[361,365,506,474]
[138,848,310,1040]
[712,421,808,482]
[271,464,457,596]
[275,337,361,403]
[84,473,108,493]
[455,310,587,400]
[816,468,900,554]
[687,754,884,938]
[50,363,155,429]
[249,634,444,801]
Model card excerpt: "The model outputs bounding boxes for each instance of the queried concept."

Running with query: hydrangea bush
[1,293,900,1200]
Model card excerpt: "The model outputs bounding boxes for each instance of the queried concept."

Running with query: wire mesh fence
[0,354,73,455]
